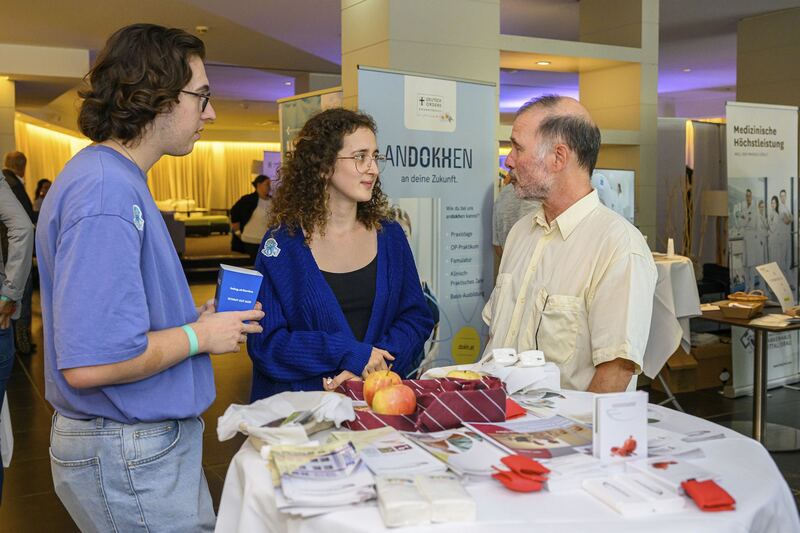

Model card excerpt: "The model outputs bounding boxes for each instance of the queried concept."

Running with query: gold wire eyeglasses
[337,153,387,173]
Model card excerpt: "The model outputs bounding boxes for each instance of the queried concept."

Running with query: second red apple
[363,370,402,405]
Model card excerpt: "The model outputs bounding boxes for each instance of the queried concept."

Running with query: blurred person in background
[33,178,52,215]
[2,152,35,356]
[0,178,33,502]
[230,174,272,262]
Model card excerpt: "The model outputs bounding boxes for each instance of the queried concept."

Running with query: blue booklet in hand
[214,264,263,312]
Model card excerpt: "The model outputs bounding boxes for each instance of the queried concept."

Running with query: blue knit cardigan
[247,221,434,401]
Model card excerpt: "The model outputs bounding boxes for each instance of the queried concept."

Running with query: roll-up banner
[726,101,800,396]
[277,88,343,159]
[358,66,496,366]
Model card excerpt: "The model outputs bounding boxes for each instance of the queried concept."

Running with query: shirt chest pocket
[484,273,514,331]
[529,291,586,365]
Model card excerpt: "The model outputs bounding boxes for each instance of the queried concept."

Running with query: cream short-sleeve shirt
[482,190,657,391]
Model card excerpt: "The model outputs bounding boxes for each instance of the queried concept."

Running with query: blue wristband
[182,324,200,356]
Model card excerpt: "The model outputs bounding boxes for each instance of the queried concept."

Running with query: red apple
[371,384,417,415]
[363,370,402,406]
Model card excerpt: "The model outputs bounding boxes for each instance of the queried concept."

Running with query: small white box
[582,473,686,517]
[490,348,518,366]
[518,350,546,367]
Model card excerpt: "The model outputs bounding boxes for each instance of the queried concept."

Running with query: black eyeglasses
[337,153,387,174]
[181,90,212,112]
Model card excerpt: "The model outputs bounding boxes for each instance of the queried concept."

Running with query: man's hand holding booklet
[214,264,264,312]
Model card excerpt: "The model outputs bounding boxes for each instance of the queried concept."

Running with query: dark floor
[1,284,799,531]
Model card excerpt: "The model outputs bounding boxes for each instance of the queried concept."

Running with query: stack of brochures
[544,453,610,493]
[647,426,705,458]
[467,414,594,460]
[270,441,376,517]
[330,427,447,476]
[404,428,507,476]
[626,456,718,494]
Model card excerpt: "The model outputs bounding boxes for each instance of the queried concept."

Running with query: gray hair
[517,95,601,174]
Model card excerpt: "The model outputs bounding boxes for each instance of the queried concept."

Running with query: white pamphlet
[593,391,648,462]
[626,456,717,493]
[756,262,795,311]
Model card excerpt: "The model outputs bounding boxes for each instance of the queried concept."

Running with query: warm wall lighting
[536,61,551,66]
[197,140,281,152]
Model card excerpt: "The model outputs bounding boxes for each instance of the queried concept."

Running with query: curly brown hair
[269,108,391,241]
[78,23,205,144]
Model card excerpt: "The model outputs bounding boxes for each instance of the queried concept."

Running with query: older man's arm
[587,358,635,393]
[586,245,656,394]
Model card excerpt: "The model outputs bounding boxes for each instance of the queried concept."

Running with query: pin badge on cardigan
[261,238,281,257]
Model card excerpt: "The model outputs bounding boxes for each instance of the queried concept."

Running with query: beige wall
[737,7,800,170]
[579,0,659,240]
[0,79,14,159]
[341,0,499,110]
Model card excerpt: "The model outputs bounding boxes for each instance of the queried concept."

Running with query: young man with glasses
[36,24,264,530]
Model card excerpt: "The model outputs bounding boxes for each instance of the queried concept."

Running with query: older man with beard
[481,95,656,393]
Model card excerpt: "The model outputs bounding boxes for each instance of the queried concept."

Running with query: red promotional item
[505,398,526,419]
[492,469,543,492]
[337,377,507,432]
[501,455,550,476]
[681,479,736,512]
[492,455,550,493]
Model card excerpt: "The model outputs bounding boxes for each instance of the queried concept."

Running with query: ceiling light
[284,81,292,86]
[682,68,692,72]
[536,61,551,66]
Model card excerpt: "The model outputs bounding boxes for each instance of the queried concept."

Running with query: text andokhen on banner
[358,67,496,369]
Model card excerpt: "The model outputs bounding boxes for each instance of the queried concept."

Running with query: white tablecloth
[643,255,702,378]
[215,401,799,533]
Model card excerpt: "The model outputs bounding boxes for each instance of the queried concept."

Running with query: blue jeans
[0,326,14,503]
[50,413,215,532]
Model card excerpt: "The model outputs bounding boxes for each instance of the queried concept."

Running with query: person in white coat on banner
[734,188,766,289]
[768,194,792,278]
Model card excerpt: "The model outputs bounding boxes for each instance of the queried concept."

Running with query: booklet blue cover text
[214,264,263,312]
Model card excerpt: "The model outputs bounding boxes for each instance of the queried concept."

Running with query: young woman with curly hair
[247,108,433,400]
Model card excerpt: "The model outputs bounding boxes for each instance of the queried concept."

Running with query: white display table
[643,254,702,378]
[215,396,799,533]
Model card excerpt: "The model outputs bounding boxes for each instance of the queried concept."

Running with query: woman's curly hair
[78,23,205,144]
[269,108,391,241]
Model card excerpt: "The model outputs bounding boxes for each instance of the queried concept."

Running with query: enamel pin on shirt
[261,238,280,257]
[132,204,145,231]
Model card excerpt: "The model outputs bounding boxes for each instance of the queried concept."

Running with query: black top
[2,169,35,222]
[229,192,260,253]
[321,255,378,341]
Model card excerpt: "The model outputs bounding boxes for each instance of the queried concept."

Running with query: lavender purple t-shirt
[36,145,214,423]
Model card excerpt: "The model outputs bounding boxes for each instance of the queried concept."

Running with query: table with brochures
[214,391,799,533]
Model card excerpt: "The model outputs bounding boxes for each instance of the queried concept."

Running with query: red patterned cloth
[337,377,507,432]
